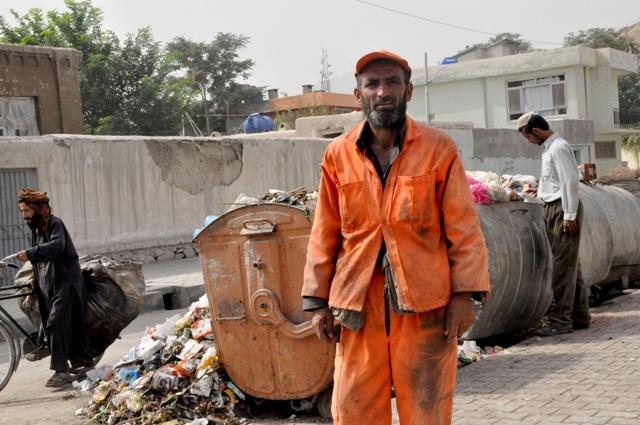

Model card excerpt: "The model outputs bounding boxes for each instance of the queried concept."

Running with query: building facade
[233,85,360,131]
[409,46,639,171]
[0,43,83,136]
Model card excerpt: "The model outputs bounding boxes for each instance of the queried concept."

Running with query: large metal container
[578,185,615,286]
[194,204,334,401]
[465,202,553,340]
[581,183,640,287]
[582,184,640,268]
[603,179,640,197]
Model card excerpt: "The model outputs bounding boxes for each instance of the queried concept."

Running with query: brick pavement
[452,288,640,425]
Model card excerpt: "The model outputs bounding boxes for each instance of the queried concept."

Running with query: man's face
[520,128,544,145]
[19,202,35,223]
[355,61,413,129]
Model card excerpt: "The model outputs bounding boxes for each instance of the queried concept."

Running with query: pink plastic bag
[467,176,492,204]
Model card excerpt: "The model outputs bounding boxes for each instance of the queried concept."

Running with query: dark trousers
[36,273,91,372]
[544,200,591,328]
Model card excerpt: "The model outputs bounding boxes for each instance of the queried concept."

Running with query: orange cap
[355,50,411,77]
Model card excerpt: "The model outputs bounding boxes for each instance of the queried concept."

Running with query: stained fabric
[332,269,457,425]
[26,215,91,372]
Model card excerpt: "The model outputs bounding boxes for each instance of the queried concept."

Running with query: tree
[94,28,184,135]
[0,8,64,46]
[166,33,259,134]
[487,32,532,54]
[564,28,639,55]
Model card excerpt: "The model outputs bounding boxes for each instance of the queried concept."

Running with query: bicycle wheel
[0,320,18,392]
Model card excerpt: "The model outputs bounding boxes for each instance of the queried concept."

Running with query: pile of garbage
[466,171,538,204]
[76,295,249,425]
[457,340,507,368]
[193,187,319,238]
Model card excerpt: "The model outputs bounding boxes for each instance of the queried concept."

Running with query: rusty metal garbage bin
[194,203,334,413]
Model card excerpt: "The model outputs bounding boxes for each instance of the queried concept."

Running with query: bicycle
[0,259,41,392]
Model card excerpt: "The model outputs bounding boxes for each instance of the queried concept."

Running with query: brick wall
[0,43,83,134]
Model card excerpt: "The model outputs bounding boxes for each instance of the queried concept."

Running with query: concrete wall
[409,80,487,127]
[0,118,598,258]
[0,44,83,134]
[0,135,329,260]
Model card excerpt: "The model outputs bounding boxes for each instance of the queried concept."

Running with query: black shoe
[25,344,50,362]
[573,321,591,330]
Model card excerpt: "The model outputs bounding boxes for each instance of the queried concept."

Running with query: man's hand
[563,220,578,235]
[15,250,28,262]
[444,293,475,343]
[311,307,337,342]
[523,182,538,197]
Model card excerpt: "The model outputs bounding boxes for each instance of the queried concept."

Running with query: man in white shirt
[517,112,591,336]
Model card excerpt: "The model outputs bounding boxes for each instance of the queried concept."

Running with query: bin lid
[196,204,334,400]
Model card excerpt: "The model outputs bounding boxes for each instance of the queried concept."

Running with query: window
[572,144,590,164]
[507,75,567,120]
[595,141,617,159]
[0,97,40,136]
[335,108,354,115]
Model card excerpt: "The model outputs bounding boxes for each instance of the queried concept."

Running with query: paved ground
[453,289,640,425]
[1,257,639,424]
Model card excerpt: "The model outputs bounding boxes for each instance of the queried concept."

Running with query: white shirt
[538,134,579,221]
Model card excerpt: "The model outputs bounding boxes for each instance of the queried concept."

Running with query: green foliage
[619,72,640,115]
[564,28,639,55]
[487,32,532,53]
[166,34,259,134]
[93,28,184,135]
[462,32,533,55]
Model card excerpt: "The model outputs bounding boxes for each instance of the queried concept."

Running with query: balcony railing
[614,108,640,129]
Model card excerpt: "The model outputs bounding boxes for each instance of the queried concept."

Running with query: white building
[409,45,639,172]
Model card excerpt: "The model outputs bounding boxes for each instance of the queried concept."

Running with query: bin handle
[240,219,276,236]
[250,289,315,339]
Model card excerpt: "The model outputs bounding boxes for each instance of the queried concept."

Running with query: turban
[17,188,50,205]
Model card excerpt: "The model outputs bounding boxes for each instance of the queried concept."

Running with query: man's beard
[361,96,407,129]
[26,213,41,231]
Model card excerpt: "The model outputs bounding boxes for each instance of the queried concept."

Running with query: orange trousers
[332,269,457,425]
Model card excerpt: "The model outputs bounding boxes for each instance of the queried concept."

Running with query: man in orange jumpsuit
[302,50,490,424]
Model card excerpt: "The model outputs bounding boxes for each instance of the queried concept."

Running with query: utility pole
[201,84,211,136]
[225,100,230,135]
[424,52,431,125]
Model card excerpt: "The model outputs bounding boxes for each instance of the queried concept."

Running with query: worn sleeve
[302,148,343,302]
[25,219,66,264]
[440,149,490,296]
[302,296,329,311]
[553,142,580,221]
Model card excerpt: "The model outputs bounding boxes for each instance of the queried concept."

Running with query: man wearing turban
[15,188,92,387]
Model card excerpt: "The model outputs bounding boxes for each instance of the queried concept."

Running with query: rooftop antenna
[320,48,332,92]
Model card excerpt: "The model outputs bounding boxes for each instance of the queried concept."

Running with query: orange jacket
[302,117,490,312]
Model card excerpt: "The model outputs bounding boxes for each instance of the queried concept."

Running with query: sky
[1,0,639,96]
